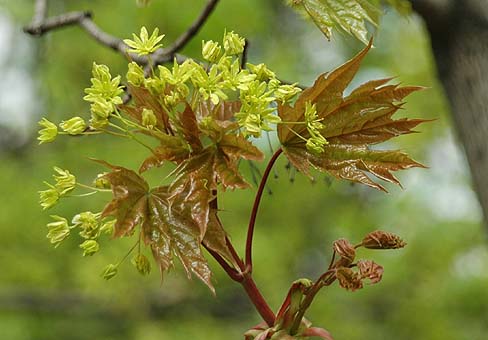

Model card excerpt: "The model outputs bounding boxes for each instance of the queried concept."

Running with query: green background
[0,1,487,339]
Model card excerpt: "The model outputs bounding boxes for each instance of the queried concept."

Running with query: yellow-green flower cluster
[39,167,76,210]
[304,101,328,153]
[84,63,124,128]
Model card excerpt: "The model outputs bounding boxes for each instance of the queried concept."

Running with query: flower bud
[80,239,100,256]
[247,63,276,82]
[38,118,58,144]
[357,260,384,284]
[91,99,114,119]
[223,31,245,55]
[93,172,111,189]
[141,108,157,128]
[131,254,151,276]
[101,264,118,280]
[39,186,60,210]
[53,167,76,195]
[202,40,222,63]
[99,219,115,235]
[333,238,355,264]
[46,215,70,247]
[127,62,145,86]
[59,117,86,135]
[361,230,407,250]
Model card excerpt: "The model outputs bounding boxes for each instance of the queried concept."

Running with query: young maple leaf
[97,160,214,292]
[290,0,381,44]
[278,41,428,191]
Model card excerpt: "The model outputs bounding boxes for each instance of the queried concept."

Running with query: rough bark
[412,0,488,228]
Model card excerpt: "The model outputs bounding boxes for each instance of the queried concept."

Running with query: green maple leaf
[98,160,214,291]
[291,0,382,44]
[278,41,428,191]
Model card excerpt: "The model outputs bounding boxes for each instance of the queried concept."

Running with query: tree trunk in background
[412,0,488,228]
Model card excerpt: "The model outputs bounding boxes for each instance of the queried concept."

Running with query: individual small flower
[304,101,328,154]
[131,254,151,276]
[357,260,384,284]
[126,62,145,86]
[247,63,276,82]
[101,264,118,280]
[80,239,100,256]
[202,40,222,63]
[124,26,164,56]
[99,219,115,235]
[59,117,86,135]
[90,99,114,120]
[53,167,76,195]
[38,118,58,144]
[72,211,100,239]
[361,230,407,249]
[306,135,328,154]
[274,83,302,103]
[141,108,157,128]
[223,30,245,55]
[46,215,71,247]
[93,173,111,189]
[336,267,363,292]
[333,238,356,264]
[39,184,60,210]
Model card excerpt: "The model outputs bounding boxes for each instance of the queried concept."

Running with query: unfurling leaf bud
[127,62,145,86]
[357,260,384,284]
[101,264,118,280]
[38,118,58,144]
[141,108,157,128]
[333,238,355,264]
[93,172,111,189]
[336,267,363,292]
[59,117,86,135]
[39,186,60,210]
[361,230,406,250]
[131,254,151,276]
[202,40,222,63]
[80,239,100,256]
[46,215,71,247]
[53,167,76,195]
[223,31,245,55]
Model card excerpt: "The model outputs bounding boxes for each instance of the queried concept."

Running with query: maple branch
[241,274,276,326]
[245,148,283,270]
[163,0,220,56]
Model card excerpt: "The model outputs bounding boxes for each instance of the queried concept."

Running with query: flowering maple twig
[245,148,283,270]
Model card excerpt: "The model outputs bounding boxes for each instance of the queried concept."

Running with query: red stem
[245,148,283,269]
[241,274,276,326]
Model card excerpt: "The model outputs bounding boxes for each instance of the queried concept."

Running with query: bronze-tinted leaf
[214,151,249,190]
[279,42,427,191]
[302,327,335,340]
[178,103,203,152]
[202,208,241,270]
[219,134,265,161]
[138,134,190,173]
[121,84,171,133]
[97,161,149,237]
[146,186,214,292]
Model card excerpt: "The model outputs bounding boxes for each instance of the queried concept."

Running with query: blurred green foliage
[0,1,487,339]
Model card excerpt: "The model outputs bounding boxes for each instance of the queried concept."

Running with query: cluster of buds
[330,230,406,292]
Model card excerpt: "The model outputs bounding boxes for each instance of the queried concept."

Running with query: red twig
[245,148,283,270]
